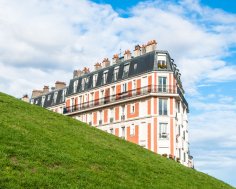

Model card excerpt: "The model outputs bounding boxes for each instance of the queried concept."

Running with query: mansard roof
[31,49,185,108]
[32,87,67,108]
[67,50,175,97]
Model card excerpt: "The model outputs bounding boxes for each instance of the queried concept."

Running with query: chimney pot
[134,45,141,57]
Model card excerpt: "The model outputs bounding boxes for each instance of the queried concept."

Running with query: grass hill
[0,92,234,189]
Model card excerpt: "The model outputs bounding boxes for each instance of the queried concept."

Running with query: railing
[64,85,177,114]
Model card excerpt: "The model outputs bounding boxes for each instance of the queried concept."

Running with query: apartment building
[31,40,193,167]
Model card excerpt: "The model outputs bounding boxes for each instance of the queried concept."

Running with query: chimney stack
[55,81,66,90]
[112,54,119,64]
[83,67,90,74]
[31,90,43,98]
[73,69,83,78]
[102,58,110,68]
[43,86,49,94]
[141,44,146,55]
[21,94,29,103]
[146,40,157,53]
[133,45,141,57]
[94,62,102,71]
[124,50,131,61]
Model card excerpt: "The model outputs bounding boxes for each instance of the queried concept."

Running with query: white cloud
[0,0,236,185]
[0,0,236,97]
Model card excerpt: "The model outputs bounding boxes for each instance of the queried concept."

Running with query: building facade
[31,40,193,167]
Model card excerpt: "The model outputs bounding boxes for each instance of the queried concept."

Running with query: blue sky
[0,0,236,187]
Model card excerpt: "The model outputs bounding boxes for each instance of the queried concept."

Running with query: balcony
[63,85,178,115]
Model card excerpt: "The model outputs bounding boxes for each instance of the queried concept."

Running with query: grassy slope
[0,92,233,189]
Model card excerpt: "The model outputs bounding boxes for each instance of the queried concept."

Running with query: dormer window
[114,66,119,81]
[62,88,67,102]
[103,70,108,85]
[42,96,45,107]
[82,77,88,91]
[123,63,130,78]
[158,60,167,69]
[47,95,51,101]
[53,92,58,104]
[73,80,78,93]
[134,63,137,72]
[93,74,98,87]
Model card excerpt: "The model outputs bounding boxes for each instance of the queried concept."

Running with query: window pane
[164,99,167,115]
[159,99,162,115]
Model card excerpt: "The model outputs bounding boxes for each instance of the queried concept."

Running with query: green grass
[0,92,234,189]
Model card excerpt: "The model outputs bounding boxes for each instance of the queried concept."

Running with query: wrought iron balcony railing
[63,85,182,114]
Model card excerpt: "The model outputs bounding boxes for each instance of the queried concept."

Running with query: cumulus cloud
[0,0,236,185]
[0,0,236,97]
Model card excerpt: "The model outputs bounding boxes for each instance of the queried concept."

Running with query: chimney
[43,86,49,94]
[102,58,110,68]
[21,94,29,103]
[124,50,131,61]
[55,81,66,90]
[73,69,83,78]
[112,54,119,64]
[94,62,102,71]
[133,45,141,57]
[83,67,90,74]
[31,90,43,98]
[141,44,146,55]
[146,40,157,53]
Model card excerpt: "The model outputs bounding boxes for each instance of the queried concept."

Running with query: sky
[0,0,236,187]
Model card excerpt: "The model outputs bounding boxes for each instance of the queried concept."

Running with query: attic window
[103,70,108,84]
[93,74,98,87]
[47,95,51,101]
[158,60,167,69]
[123,63,130,78]
[82,77,88,90]
[53,92,58,104]
[134,63,137,72]
[73,80,78,93]
[114,66,119,81]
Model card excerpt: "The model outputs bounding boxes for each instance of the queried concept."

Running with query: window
[122,83,127,93]
[73,80,78,93]
[134,63,137,72]
[81,78,87,91]
[177,102,180,113]
[159,99,167,115]
[114,66,119,81]
[110,128,114,134]
[130,125,135,136]
[159,123,168,139]
[42,96,45,107]
[158,77,167,92]
[131,103,135,113]
[47,95,51,101]
[123,64,130,78]
[133,80,136,89]
[158,60,167,69]
[93,74,98,87]
[62,89,67,102]
[53,92,58,104]
[110,108,114,118]
[121,127,125,138]
[103,71,108,84]
[183,131,185,140]
[99,110,102,120]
